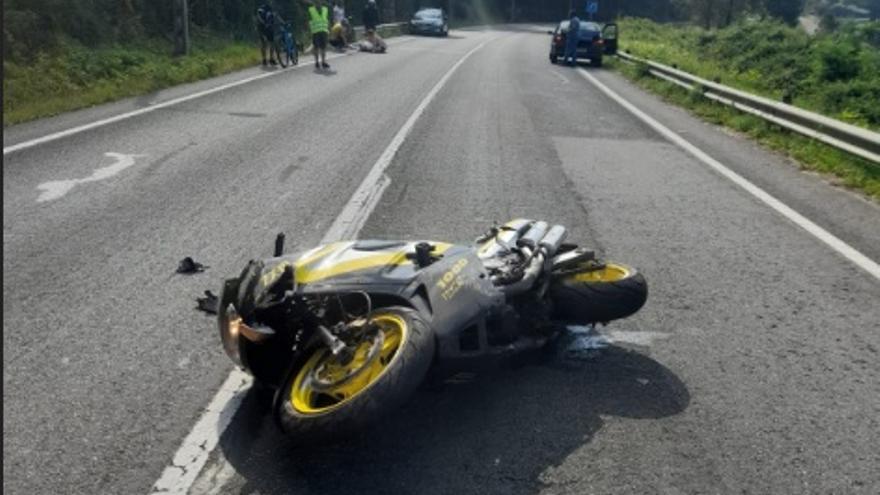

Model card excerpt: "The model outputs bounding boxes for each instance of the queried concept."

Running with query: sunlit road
[4,26,880,495]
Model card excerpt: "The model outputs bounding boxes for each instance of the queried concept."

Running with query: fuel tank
[249,239,507,354]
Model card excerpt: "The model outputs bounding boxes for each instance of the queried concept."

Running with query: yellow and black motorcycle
[217,219,647,441]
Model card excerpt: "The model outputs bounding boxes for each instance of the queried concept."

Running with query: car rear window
[415,9,442,19]
[559,21,601,38]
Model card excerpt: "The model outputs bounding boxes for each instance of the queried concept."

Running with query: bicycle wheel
[275,38,288,68]
[291,40,298,66]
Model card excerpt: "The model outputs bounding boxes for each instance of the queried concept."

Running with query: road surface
[4,26,879,495]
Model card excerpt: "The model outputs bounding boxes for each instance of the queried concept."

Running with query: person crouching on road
[306,0,330,69]
[329,20,347,51]
[564,10,580,67]
[358,29,387,53]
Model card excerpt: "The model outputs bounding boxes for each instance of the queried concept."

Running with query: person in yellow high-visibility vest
[306,0,331,69]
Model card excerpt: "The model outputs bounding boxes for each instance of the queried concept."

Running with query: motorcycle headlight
[220,304,243,366]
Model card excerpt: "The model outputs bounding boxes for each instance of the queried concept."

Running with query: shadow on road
[217,345,689,494]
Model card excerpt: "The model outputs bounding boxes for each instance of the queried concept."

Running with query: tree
[764,0,804,25]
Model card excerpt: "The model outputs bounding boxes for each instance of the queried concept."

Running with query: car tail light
[554,35,562,45]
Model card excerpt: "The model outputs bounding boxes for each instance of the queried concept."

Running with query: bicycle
[276,22,298,68]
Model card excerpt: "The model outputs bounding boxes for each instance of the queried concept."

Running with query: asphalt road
[4,26,879,495]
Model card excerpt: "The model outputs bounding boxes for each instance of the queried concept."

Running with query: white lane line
[36,152,146,202]
[3,37,416,156]
[151,370,252,495]
[149,36,492,495]
[321,38,492,243]
[578,69,880,281]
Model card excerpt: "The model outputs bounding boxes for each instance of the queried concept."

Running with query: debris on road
[196,290,219,315]
[177,257,208,274]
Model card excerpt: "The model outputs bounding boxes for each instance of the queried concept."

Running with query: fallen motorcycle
[217,219,647,441]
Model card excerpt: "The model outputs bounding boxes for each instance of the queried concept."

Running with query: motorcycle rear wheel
[275,306,434,441]
[550,261,647,323]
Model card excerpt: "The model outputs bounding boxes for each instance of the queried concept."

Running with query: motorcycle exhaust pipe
[539,225,567,258]
[517,221,549,250]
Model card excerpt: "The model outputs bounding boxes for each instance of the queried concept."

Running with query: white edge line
[150,369,252,495]
[149,36,492,495]
[3,37,415,156]
[577,68,880,281]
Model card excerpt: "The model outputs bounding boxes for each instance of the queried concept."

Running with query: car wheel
[590,56,603,68]
[550,54,558,64]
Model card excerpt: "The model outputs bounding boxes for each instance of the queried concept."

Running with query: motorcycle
[217,219,647,441]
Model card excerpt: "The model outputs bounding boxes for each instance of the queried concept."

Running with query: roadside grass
[607,57,880,201]
[615,18,880,132]
[3,33,260,126]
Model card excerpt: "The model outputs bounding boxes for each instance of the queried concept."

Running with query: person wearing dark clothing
[257,3,278,66]
[564,10,580,67]
[363,0,380,32]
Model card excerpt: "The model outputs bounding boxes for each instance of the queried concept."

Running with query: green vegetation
[608,57,880,200]
[3,34,258,125]
[617,17,880,131]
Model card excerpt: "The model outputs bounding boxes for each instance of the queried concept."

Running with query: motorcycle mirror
[274,232,285,257]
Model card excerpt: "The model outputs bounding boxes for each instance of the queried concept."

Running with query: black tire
[550,54,558,64]
[590,56,603,68]
[275,306,435,442]
[550,262,647,324]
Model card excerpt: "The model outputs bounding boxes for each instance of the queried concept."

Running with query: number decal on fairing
[436,258,468,300]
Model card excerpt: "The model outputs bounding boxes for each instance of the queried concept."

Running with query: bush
[814,40,861,81]
[617,17,880,130]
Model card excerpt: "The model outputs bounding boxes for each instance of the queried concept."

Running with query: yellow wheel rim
[568,262,632,283]
[290,314,407,415]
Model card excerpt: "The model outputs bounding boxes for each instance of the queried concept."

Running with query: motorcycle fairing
[227,240,509,370]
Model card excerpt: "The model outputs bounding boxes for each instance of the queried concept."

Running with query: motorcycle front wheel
[275,306,434,441]
[550,261,648,324]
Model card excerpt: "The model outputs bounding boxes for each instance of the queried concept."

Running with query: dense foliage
[620,17,880,129]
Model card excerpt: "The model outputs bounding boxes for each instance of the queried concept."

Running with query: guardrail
[617,51,880,164]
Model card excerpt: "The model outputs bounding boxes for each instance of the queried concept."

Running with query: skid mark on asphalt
[36,152,147,203]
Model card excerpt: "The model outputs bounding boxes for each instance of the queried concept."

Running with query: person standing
[363,0,379,32]
[306,0,331,69]
[256,3,278,66]
[564,10,580,67]
[332,1,346,25]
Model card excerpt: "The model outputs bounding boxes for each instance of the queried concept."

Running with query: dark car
[548,21,617,67]
[410,8,448,36]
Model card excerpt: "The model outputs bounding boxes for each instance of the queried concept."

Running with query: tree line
[4,0,867,59]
